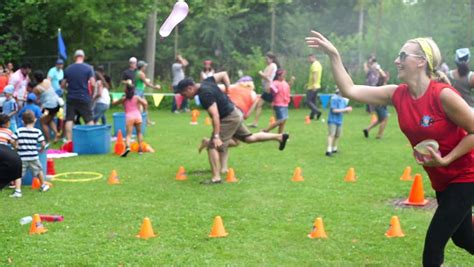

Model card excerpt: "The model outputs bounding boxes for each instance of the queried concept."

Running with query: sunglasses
[397,51,425,61]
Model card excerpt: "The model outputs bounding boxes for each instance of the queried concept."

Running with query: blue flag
[58,28,67,60]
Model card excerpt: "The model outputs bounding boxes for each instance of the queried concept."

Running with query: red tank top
[392,80,474,191]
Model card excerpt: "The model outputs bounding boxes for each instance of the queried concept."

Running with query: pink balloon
[159,0,189,38]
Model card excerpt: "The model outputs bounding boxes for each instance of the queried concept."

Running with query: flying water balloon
[159,0,189,38]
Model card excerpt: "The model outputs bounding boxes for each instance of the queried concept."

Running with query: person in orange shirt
[0,65,8,94]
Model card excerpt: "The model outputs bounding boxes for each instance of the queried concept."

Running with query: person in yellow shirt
[306,54,323,120]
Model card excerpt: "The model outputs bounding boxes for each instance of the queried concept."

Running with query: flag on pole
[58,28,67,60]
[152,94,164,107]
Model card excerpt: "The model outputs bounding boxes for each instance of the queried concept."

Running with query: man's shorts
[21,159,43,178]
[328,123,342,137]
[0,145,22,189]
[209,108,252,151]
[66,99,93,123]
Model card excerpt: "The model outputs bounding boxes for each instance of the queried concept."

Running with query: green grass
[1,107,472,266]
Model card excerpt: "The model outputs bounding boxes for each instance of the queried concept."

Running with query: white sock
[327,146,332,153]
[332,146,338,151]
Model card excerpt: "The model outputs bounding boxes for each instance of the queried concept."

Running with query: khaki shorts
[21,159,43,177]
[209,108,252,151]
[328,123,342,137]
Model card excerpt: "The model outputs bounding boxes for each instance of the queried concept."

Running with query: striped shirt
[0,127,13,145]
[12,127,44,161]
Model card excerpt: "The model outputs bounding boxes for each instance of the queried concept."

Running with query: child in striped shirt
[10,110,49,198]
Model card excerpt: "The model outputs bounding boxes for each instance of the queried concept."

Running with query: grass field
[1,107,472,266]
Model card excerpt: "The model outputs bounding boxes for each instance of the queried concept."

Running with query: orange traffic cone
[29,214,48,235]
[31,177,41,189]
[292,167,304,182]
[370,113,377,124]
[344,167,356,182]
[136,217,157,239]
[308,217,328,239]
[403,174,428,206]
[114,130,125,155]
[305,116,311,124]
[209,216,228,238]
[108,170,120,185]
[190,109,200,125]
[226,168,238,183]
[400,166,413,181]
[204,116,212,125]
[385,216,405,238]
[269,116,276,125]
[176,166,187,181]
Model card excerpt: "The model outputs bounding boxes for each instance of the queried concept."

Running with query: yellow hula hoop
[52,172,103,182]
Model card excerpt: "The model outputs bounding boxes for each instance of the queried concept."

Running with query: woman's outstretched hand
[305,30,339,57]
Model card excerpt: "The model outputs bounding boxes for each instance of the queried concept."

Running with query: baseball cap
[74,49,85,58]
[56,59,64,65]
[3,85,14,94]
[27,93,37,101]
[176,78,195,93]
[455,48,470,63]
[137,60,148,68]
[129,57,137,63]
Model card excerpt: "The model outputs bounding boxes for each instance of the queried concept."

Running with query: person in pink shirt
[112,83,147,157]
[262,69,294,133]
[8,63,31,108]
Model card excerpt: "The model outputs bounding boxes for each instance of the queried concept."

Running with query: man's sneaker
[121,147,131,157]
[363,129,369,138]
[316,112,322,120]
[41,184,50,192]
[332,150,338,154]
[10,191,22,198]
[325,151,332,157]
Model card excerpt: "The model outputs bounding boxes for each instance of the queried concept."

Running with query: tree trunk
[145,8,157,83]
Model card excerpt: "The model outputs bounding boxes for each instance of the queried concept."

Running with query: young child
[17,93,42,127]
[326,89,352,156]
[10,110,49,198]
[113,83,147,157]
[2,85,18,133]
[262,69,294,133]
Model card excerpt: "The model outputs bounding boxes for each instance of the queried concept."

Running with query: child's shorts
[273,106,289,121]
[21,159,43,177]
[328,123,342,137]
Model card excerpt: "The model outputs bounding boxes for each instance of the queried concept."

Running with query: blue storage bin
[23,150,47,185]
[72,125,111,154]
[113,112,147,136]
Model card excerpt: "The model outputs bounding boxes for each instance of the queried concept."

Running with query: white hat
[455,48,470,63]
[129,57,137,63]
[74,49,85,58]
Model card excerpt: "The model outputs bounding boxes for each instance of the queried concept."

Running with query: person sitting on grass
[177,72,289,184]
[10,110,49,198]
[0,114,21,191]
[112,83,147,157]
[262,69,294,133]
[326,89,352,156]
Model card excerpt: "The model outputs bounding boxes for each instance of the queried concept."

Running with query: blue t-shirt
[328,95,347,126]
[17,103,42,127]
[47,67,64,93]
[64,63,94,102]
[2,98,17,120]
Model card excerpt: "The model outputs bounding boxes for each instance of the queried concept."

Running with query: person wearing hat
[200,60,215,81]
[135,60,161,125]
[448,48,474,109]
[1,85,18,132]
[47,59,64,97]
[17,92,42,128]
[176,72,289,184]
[61,49,95,141]
[122,57,137,85]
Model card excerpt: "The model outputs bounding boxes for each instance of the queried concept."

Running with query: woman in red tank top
[306,31,474,266]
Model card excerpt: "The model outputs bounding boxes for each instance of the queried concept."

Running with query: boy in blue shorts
[326,89,352,156]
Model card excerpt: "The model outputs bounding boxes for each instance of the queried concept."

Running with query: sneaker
[121,147,131,157]
[325,151,332,157]
[173,110,180,114]
[316,112,322,120]
[363,129,369,138]
[247,124,258,128]
[200,179,222,185]
[332,150,338,154]
[10,191,22,198]
[279,133,290,151]
[41,184,50,192]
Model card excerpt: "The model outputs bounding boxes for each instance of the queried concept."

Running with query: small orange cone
[291,167,304,182]
[370,113,377,123]
[305,116,311,124]
[226,168,238,183]
[385,216,405,238]
[269,116,276,125]
[190,109,200,125]
[114,130,125,155]
[209,216,228,238]
[403,174,428,206]
[344,167,356,182]
[176,166,187,181]
[31,177,41,189]
[29,214,48,235]
[308,217,328,239]
[204,116,212,125]
[136,217,157,239]
[400,166,413,181]
[108,170,120,185]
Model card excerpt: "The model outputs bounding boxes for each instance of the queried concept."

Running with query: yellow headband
[414,38,434,72]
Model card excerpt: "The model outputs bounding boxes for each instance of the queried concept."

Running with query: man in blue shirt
[326,89,352,156]
[61,49,95,141]
[47,59,64,97]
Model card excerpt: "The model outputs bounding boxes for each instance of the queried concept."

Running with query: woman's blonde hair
[407,38,451,85]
